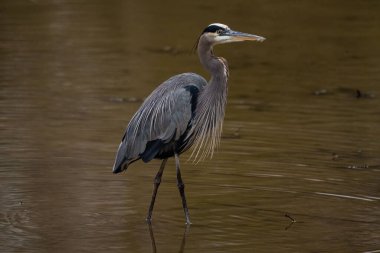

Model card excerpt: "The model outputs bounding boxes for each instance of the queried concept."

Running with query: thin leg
[147,222,157,253]
[174,153,191,224]
[179,224,191,253]
[146,158,167,222]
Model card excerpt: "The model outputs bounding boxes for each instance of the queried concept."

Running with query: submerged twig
[284,213,297,230]
[285,213,296,223]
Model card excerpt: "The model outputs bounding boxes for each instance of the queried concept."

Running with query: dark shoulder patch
[141,139,164,163]
[184,85,200,117]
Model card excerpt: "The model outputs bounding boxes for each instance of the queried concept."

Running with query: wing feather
[113,73,207,172]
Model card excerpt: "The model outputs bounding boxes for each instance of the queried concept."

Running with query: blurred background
[1,0,379,252]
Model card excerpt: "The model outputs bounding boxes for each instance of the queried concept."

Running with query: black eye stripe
[202,25,226,34]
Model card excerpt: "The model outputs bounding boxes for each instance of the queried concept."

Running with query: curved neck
[189,38,229,160]
[197,39,229,83]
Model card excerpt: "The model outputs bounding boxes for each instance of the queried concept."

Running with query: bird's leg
[146,158,167,222]
[179,224,191,253]
[147,222,157,253]
[174,153,191,224]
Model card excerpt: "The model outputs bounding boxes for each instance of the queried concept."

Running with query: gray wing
[112,73,206,173]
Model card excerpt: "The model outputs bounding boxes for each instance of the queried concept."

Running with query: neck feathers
[189,40,229,161]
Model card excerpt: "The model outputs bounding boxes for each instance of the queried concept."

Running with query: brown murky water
[1,1,380,252]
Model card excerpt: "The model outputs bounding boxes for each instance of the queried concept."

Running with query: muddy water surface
[1,1,380,252]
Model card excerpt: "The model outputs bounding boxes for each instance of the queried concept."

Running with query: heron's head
[199,23,265,46]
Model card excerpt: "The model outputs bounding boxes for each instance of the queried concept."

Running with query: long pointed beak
[222,30,266,43]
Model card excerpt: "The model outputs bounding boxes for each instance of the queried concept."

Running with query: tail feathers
[112,141,129,174]
[113,139,165,173]
[112,158,128,174]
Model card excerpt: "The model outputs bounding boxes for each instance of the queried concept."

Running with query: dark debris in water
[285,213,296,223]
[347,164,369,169]
[312,87,375,99]
[329,150,374,170]
[331,152,339,161]
[355,89,375,99]
[284,213,297,230]
[313,89,328,96]
[109,97,144,103]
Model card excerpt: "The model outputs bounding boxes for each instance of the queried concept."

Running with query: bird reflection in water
[147,223,190,253]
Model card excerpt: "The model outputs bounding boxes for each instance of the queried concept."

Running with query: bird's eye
[217,29,224,35]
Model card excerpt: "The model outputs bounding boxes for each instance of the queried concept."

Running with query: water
[1,1,380,252]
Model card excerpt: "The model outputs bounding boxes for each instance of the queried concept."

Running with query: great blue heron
[113,23,265,224]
